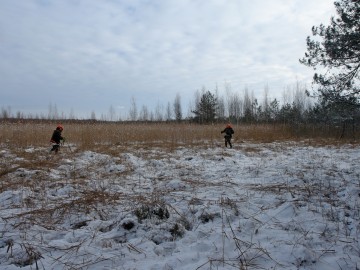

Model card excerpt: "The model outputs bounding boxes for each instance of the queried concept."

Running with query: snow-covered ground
[0,142,359,270]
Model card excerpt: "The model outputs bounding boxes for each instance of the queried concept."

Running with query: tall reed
[0,121,357,150]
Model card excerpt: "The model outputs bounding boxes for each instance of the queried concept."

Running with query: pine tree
[300,0,360,107]
[192,91,218,123]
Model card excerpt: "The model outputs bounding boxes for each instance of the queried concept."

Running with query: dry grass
[1,121,358,152]
[1,121,218,150]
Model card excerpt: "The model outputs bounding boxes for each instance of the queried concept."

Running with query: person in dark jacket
[221,123,234,148]
[50,124,65,153]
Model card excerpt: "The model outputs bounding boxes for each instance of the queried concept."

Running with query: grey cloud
[0,0,336,117]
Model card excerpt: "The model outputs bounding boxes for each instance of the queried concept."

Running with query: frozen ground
[0,141,359,269]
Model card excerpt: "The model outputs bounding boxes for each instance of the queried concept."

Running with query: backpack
[226,128,234,135]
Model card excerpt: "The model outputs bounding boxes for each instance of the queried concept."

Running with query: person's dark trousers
[50,144,60,153]
[225,136,232,148]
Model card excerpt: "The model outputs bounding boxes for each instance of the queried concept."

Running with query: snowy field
[0,141,359,270]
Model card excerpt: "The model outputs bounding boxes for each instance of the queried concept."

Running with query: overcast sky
[0,0,336,119]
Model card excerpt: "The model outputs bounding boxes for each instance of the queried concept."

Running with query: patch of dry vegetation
[1,121,358,153]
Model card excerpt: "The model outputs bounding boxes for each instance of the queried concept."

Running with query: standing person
[50,124,65,153]
[221,123,234,148]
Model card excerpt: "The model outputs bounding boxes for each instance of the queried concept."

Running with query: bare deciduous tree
[173,93,182,122]
[139,105,149,121]
[129,97,138,121]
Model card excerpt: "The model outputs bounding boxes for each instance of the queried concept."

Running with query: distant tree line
[186,82,360,129]
[2,81,358,126]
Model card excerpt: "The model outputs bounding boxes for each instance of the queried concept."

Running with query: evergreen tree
[192,90,218,123]
[300,0,360,107]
